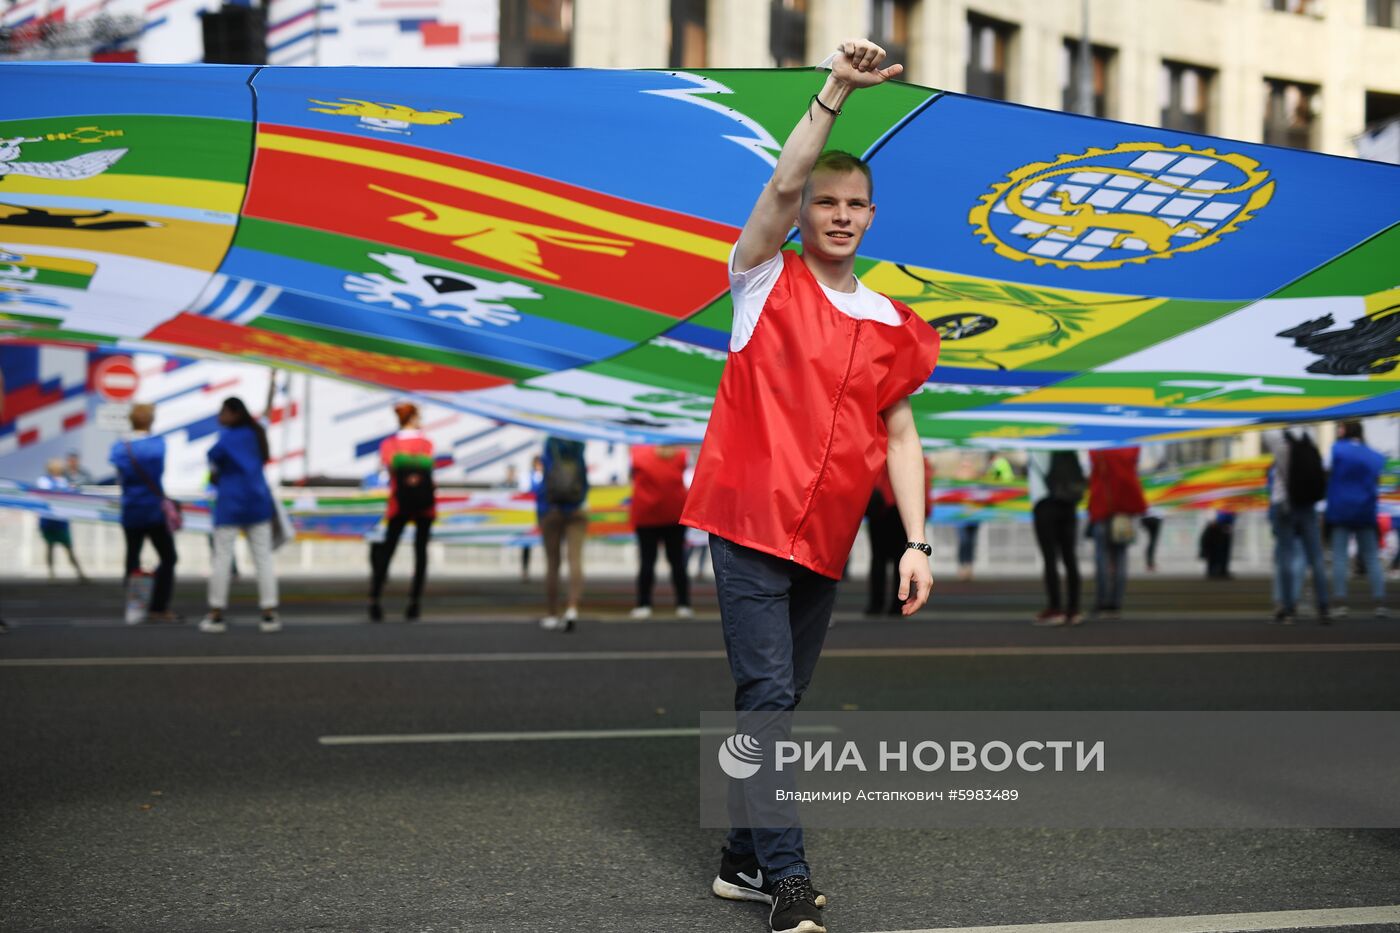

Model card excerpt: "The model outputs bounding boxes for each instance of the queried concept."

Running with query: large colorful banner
[2,64,1397,448]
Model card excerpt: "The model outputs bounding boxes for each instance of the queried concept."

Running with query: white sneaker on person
[198,614,227,634]
[629,606,653,619]
[539,615,563,631]
[259,611,282,633]
[676,605,695,619]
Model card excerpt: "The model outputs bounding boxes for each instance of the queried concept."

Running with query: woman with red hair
[370,402,436,621]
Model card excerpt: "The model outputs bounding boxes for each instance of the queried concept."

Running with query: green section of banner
[0,115,252,184]
[1272,223,1400,299]
[235,217,678,342]
[250,317,544,382]
[687,70,938,162]
[1031,298,1244,373]
[589,340,724,397]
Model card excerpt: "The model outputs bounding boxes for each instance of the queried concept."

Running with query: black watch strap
[905,541,932,556]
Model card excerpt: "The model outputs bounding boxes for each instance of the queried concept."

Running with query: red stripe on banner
[145,313,510,392]
[145,0,178,13]
[18,428,39,446]
[203,377,241,394]
[266,401,300,425]
[246,127,735,318]
[2,383,66,421]
[63,412,86,431]
[420,20,457,45]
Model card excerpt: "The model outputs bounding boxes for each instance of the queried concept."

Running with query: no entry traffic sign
[93,356,139,402]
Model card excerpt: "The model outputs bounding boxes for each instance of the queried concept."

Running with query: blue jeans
[1330,524,1385,606]
[1091,522,1128,611]
[956,523,979,565]
[711,535,838,883]
[1271,503,1328,615]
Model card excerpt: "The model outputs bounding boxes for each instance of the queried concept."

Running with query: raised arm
[731,38,903,273]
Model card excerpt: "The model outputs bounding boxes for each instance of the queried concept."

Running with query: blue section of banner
[250,67,777,228]
[0,63,256,121]
[862,94,1400,302]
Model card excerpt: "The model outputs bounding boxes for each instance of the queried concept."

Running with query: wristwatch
[905,541,932,556]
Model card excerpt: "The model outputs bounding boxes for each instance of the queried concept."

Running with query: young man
[681,38,939,933]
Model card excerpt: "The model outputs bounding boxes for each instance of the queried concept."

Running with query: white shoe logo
[737,869,763,888]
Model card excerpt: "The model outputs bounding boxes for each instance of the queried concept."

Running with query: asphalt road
[2,574,1398,933]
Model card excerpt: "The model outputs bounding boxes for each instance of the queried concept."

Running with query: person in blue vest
[1325,420,1387,618]
[109,403,179,623]
[199,397,281,634]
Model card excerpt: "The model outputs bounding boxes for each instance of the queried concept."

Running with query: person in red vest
[369,402,437,622]
[681,38,939,933]
[1087,446,1148,619]
[628,444,693,619]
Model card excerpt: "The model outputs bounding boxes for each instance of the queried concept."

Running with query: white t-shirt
[729,247,900,352]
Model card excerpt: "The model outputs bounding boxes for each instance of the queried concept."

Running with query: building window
[669,0,707,68]
[871,0,911,70]
[1368,0,1399,27]
[498,0,573,67]
[1264,78,1319,150]
[966,13,1014,101]
[1061,39,1114,117]
[1160,61,1214,134]
[1266,0,1324,15]
[769,0,807,67]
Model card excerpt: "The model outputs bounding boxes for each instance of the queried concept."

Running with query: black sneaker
[711,849,826,908]
[769,875,825,933]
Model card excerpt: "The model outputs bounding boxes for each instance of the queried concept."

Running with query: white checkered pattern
[989,151,1247,261]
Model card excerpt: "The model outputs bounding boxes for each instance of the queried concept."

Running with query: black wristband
[905,541,932,556]
[810,93,842,118]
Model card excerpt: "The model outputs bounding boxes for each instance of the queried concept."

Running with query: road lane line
[3,642,1400,668]
[859,903,1400,933]
[318,724,841,746]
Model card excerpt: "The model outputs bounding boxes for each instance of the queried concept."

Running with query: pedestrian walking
[520,455,543,582]
[36,458,88,582]
[1199,511,1235,579]
[538,436,588,631]
[369,402,437,622]
[1325,420,1387,618]
[1268,429,1331,624]
[110,403,180,623]
[1028,449,1086,626]
[199,397,281,633]
[1087,446,1148,619]
[953,455,981,581]
[628,444,693,619]
[864,468,908,616]
[1140,508,1164,571]
[680,38,937,933]
[63,450,93,486]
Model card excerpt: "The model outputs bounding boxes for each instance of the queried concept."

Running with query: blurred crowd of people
[15,403,1397,633]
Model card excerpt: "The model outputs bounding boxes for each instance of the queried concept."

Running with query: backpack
[1045,451,1087,504]
[544,439,586,506]
[1285,432,1327,508]
[393,464,436,514]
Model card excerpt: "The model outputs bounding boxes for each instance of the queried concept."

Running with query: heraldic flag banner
[1,63,1397,448]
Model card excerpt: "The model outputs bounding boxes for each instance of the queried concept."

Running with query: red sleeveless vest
[682,251,940,579]
[630,445,689,527]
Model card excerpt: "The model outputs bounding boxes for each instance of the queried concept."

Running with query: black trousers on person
[1141,515,1163,569]
[123,523,178,613]
[370,513,433,605]
[1033,499,1080,615]
[865,507,907,615]
[636,524,690,608]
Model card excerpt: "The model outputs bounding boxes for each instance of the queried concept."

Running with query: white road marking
[3,642,1399,668]
[859,903,1400,933]
[319,724,841,746]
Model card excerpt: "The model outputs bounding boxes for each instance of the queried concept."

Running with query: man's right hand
[830,39,904,89]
